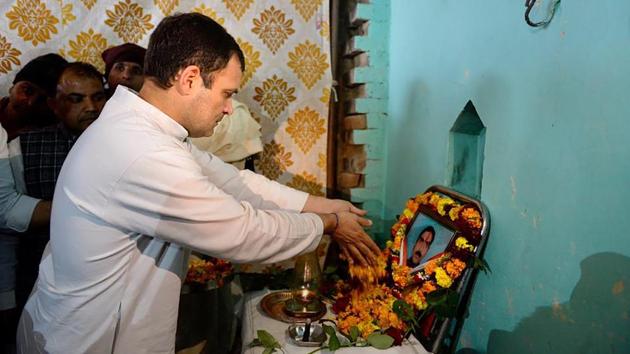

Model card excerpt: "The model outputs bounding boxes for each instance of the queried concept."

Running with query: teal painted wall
[383,1,630,352]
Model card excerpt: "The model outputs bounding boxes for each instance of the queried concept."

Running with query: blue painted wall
[384,1,630,352]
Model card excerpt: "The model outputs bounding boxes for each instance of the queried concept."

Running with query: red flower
[385,327,406,346]
[332,295,350,314]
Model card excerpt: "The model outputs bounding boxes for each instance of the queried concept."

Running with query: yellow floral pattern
[286,106,326,153]
[253,74,296,120]
[154,0,179,16]
[320,87,331,104]
[0,34,21,74]
[6,0,59,46]
[105,0,154,43]
[61,3,76,26]
[193,4,225,26]
[236,38,260,86]
[317,153,326,170]
[223,0,253,20]
[286,171,325,196]
[251,6,295,54]
[288,40,328,89]
[255,140,293,181]
[81,0,97,10]
[319,20,330,40]
[68,29,109,73]
[291,0,323,22]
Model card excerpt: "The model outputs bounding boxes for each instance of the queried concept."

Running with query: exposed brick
[338,172,363,189]
[343,114,367,130]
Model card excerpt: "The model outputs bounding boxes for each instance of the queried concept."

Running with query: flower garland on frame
[331,191,485,345]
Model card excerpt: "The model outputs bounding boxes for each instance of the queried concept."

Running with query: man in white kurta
[17,13,380,353]
[17,84,328,352]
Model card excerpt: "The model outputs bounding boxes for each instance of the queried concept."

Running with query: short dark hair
[418,226,435,243]
[59,62,104,92]
[145,12,245,89]
[13,53,68,97]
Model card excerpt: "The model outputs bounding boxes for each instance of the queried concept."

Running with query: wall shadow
[483,252,630,354]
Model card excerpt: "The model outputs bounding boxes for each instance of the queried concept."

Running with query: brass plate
[259,290,326,323]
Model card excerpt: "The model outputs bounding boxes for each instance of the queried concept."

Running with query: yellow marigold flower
[415,192,431,204]
[449,205,463,221]
[435,267,453,288]
[436,197,455,216]
[403,208,414,219]
[455,236,475,251]
[429,193,441,208]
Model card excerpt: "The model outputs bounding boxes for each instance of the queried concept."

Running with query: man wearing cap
[102,42,146,96]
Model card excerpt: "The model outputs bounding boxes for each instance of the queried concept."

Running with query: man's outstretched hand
[320,211,381,266]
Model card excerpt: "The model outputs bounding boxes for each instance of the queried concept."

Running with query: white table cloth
[241,289,432,354]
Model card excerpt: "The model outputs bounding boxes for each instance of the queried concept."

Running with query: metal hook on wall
[525,0,561,27]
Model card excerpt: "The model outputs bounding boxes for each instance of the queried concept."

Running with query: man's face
[411,229,434,266]
[108,61,144,92]
[8,81,50,119]
[185,56,242,138]
[51,71,106,135]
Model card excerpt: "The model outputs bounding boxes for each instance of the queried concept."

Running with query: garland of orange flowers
[333,191,483,343]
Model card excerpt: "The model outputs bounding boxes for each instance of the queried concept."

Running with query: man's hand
[319,211,380,266]
[28,200,51,231]
[303,195,366,216]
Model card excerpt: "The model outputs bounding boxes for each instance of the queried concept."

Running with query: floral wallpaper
[0,0,332,272]
[0,0,331,195]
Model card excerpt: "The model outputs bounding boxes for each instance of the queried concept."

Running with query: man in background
[0,53,67,353]
[0,54,68,141]
[7,62,106,316]
[101,42,146,96]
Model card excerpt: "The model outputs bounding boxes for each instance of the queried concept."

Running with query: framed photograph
[399,211,456,273]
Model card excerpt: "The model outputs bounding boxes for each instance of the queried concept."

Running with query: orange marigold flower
[444,258,466,278]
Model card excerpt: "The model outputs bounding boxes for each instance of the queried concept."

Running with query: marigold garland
[332,191,484,344]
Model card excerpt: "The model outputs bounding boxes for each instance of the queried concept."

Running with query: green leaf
[367,333,395,349]
[349,326,360,342]
[262,347,275,354]
[322,324,341,351]
[248,338,262,348]
[393,299,414,321]
[472,256,492,274]
[426,289,448,306]
[257,330,281,349]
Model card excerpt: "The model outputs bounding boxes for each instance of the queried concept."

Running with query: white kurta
[17,87,323,354]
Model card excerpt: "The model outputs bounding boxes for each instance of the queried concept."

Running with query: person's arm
[27,200,51,230]
[106,148,322,264]
[188,143,380,265]
[189,142,309,211]
[0,127,44,232]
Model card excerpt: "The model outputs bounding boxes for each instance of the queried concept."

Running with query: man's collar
[111,86,189,141]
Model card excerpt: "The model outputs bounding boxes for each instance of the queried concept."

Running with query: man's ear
[174,65,202,95]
